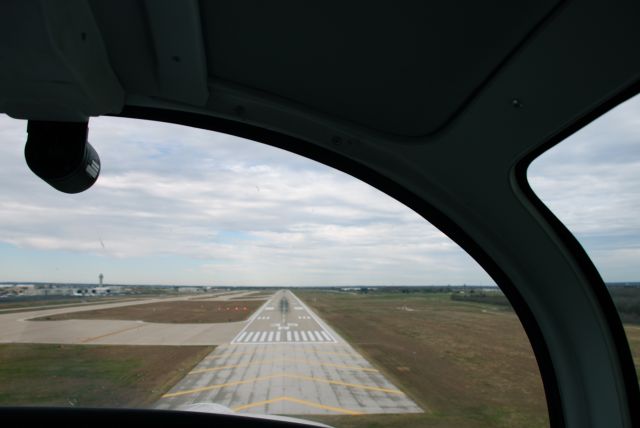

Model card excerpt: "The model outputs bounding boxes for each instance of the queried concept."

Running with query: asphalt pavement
[155,290,422,416]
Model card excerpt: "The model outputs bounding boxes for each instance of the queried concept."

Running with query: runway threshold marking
[232,395,362,415]
[189,358,378,374]
[162,372,402,398]
[80,324,144,343]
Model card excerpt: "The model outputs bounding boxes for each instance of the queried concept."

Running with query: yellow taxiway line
[286,373,402,394]
[203,349,357,361]
[232,395,362,415]
[80,324,144,344]
[162,372,402,398]
[190,358,378,374]
[162,374,281,398]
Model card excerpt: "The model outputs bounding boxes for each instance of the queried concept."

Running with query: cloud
[0,115,490,285]
[2,90,637,287]
[528,95,640,281]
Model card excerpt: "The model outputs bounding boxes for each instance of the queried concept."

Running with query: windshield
[529,94,640,388]
[0,115,548,427]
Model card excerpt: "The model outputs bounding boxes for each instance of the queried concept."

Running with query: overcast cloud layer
[0,115,490,286]
[529,95,640,282]
[0,94,637,286]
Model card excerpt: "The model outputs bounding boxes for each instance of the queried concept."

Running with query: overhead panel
[88,0,160,97]
[0,0,124,121]
[201,0,560,137]
[144,0,210,106]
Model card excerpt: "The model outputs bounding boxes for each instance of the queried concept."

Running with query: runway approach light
[25,120,100,194]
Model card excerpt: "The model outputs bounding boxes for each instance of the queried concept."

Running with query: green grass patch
[0,343,213,407]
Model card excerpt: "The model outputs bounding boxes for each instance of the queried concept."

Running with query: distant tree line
[450,291,512,308]
[607,286,640,324]
[447,286,640,325]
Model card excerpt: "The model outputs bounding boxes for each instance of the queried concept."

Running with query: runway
[155,290,421,416]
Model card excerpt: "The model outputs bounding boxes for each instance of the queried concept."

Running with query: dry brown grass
[32,300,264,323]
[298,291,549,428]
[624,324,640,382]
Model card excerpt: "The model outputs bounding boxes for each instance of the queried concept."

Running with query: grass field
[32,300,264,323]
[0,344,213,407]
[297,291,549,428]
[624,325,640,380]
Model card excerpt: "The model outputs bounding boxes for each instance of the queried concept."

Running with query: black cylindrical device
[25,120,100,194]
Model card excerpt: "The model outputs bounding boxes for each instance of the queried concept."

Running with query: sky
[0,95,637,286]
[528,95,640,283]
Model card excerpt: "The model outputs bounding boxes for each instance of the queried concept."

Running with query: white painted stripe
[312,331,322,341]
[275,331,281,341]
[286,331,292,341]
[236,331,247,342]
[267,331,274,342]
[294,331,300,341]
[259,331,267,342]
[300,331,308,341]
[244,332,255,342]
[321,331,332,341]
[306,331,315,341]
[290,292,338,341]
